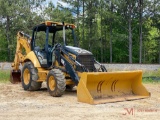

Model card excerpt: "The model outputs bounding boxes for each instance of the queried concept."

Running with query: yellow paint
[36,68,49,82]
[23,68,30,85]
[12,32,31,70]
[37,72,47,82]
[24,51,41,67]
[66,79,75,85]
[48,76,56,91]
[77,70,150,104]
[44,21,76,28]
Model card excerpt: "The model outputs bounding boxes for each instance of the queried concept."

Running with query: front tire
[22,62,42,91]
[47,69,66,97]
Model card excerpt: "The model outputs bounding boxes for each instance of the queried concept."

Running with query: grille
[76,55,95,72]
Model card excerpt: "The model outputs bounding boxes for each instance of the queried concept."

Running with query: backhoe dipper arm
[11,31,31,71]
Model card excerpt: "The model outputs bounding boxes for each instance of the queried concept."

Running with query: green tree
[0,0,46,61]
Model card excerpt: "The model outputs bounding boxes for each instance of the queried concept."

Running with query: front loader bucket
[77,70,150,104]
[10,70,21,84]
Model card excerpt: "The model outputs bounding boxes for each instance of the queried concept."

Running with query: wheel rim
[23,68,30,85]
[49,76,56,91]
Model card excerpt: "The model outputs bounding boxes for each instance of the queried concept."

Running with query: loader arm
[10,31,31,83]
[53,44,80,85]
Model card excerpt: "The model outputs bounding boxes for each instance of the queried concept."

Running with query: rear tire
[22,62,42,91]
[47,69,66,97]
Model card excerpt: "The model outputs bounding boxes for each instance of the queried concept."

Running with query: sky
[46,0,68,7]
[52,0,58,6]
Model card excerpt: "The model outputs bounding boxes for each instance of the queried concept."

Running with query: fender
[24,51,41,67]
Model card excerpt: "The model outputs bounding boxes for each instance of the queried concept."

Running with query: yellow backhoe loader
[10,21,150,104]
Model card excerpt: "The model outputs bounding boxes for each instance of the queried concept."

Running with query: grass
[142,69,160,83]
[0,70,10,83]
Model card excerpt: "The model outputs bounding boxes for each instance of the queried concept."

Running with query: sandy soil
[0,82,160,120]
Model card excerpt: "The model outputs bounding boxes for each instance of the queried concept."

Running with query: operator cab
[31,21,76,68]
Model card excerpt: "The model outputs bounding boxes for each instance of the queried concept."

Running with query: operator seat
[34,46,47,65]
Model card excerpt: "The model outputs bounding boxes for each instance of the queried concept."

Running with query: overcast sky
[52,0,58,6]
[46,0,68,7]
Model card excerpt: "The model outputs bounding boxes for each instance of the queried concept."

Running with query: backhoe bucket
[10,70,21,84]
[77,70,150,104]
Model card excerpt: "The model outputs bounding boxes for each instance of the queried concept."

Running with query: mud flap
[10,70,21,84]
[77,70,150,104]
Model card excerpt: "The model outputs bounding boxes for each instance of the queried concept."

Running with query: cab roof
[33,21,76,33]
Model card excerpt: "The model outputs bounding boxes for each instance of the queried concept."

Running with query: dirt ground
[0,82,160,120]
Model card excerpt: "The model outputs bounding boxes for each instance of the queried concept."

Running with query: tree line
[0,0,159,63]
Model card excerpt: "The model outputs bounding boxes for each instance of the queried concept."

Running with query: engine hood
[63,46,93,56]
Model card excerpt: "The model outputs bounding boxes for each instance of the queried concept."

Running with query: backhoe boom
[10,31,31,83]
